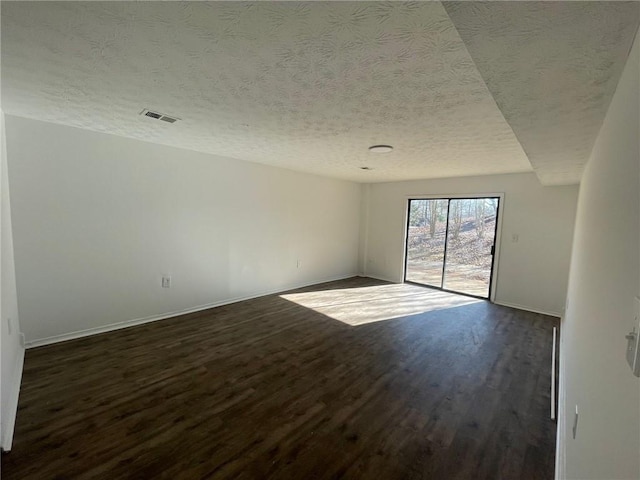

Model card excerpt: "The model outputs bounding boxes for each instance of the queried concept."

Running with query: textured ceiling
[1,2,637,185]
[1,1,531,183]
[444,1,640,186]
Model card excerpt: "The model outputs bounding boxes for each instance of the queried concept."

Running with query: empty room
[1,2,639,479]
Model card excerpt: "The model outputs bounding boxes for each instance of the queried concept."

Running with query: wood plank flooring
[1,277,558,479]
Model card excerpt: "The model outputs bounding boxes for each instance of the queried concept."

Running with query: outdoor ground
[406,217,495,298]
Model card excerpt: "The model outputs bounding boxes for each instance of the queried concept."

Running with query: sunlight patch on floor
[280,283,483,326]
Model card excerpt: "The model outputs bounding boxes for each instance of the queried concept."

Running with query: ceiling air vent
[140,109,180,124]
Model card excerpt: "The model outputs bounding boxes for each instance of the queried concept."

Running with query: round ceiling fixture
[360,166,373,170]
[368,144,393,153]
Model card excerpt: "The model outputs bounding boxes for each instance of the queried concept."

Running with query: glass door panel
[405,199,449,287]
[442,198,498,298]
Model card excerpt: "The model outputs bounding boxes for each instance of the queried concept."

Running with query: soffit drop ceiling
[444,1,640,186]
[1,1,532,183]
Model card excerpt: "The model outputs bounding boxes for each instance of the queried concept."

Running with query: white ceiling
[1,2,638,185]
[444,1,640,186]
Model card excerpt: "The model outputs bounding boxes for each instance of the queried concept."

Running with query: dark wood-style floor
[2,277,558,479]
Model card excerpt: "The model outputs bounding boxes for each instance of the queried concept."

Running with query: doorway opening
[404,197,500,299]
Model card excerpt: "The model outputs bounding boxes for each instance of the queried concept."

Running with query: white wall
[362,173,578,315]
[5,116,361,345]
[1,111,24,451]
[559,30,640,480]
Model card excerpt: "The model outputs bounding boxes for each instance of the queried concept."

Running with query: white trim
[551,327,557,420]
[491,194,505,304]
[25,273,359,349]
[493,300,561,318]
[2,345,25,452]
[364,273,398,284]
[555,316,566,480]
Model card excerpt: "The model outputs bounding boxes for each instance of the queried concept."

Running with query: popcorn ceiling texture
[1,2,530,183]
[1,2,637,185]
[444,1,640,186]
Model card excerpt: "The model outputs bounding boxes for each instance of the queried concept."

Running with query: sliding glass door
[405,199,448,287]
[404,197,499,299]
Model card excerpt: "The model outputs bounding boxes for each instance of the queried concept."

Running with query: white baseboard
[25,273,359,349]
[2,345,25,452]
[555,317,566,480]
[493,300,561,318]
[363,273,397,284]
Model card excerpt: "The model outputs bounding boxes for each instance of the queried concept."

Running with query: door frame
[401,193,505,302]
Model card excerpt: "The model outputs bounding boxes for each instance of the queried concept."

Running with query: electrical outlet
[296,259,301,269]
[512,233,519,243]
[162,275,171,288]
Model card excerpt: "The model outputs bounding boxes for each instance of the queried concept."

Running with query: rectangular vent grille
[140,109,180,124]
